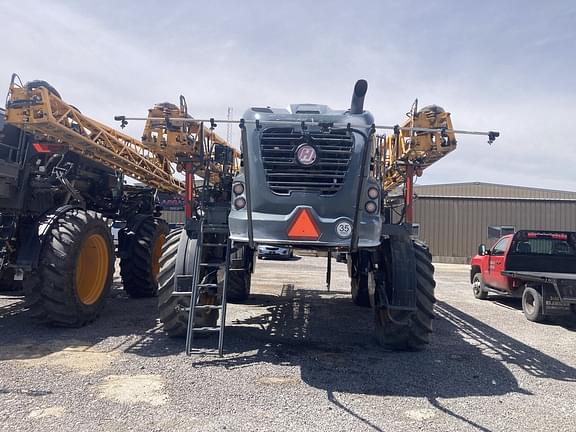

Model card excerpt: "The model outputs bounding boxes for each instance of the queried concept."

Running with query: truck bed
[502,271,576,282]
[502,270,576,304]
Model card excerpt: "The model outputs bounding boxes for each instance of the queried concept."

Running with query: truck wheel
[120,218,169,298]
[220,245,252,303]
[24,209,114,326]
[472,273,489,300]
[372,239,436,351]
[522,287,545,322]
[157,228,218,337]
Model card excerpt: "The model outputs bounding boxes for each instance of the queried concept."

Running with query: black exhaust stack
[350,79,368,114]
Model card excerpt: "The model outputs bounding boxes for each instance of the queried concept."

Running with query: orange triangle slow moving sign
[287,208,320,240]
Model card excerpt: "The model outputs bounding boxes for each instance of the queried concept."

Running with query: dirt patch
[404,408,437,420]
[4,341,118,373]
[257,375,301,385]
[97,374,168,406]
[28,406,65,419]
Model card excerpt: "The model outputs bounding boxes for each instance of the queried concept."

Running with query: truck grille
[259,128,354,195]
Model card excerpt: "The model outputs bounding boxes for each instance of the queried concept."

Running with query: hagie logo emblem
[296,145,317,166]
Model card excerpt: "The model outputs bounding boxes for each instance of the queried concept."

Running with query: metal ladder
[176,219,232,357]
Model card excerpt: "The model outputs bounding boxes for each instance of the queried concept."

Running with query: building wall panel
[414,197,576,262]
[162,210,186,225]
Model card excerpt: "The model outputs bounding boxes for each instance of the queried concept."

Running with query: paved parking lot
[1,257,576,431]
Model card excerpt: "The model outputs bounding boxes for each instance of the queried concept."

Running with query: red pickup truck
[470,230,576,322]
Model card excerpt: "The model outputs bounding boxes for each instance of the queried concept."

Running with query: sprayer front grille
[259,128,354,195]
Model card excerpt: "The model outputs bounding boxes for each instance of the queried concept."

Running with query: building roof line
[415,194,576,202]
[415,181,576,195]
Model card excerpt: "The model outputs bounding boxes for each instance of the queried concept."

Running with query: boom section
[140,100,240,186]
[5,80,183,192]
[377,104,457,193]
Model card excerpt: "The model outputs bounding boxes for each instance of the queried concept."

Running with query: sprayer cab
[229,80,382,249]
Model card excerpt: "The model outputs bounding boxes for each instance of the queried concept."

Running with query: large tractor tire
[120,218,169,298]
[221,245,252,303]
[24,209,114,326]
[371,238,436,351]
[157,228,218,337]
[348,252,371,307]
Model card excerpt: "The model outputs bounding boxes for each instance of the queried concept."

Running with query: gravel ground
[1,257,576,431]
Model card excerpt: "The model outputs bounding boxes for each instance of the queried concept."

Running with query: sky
[1,0,575,191]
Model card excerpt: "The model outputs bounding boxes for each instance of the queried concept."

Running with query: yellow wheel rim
[151,234,166,279]
[75,233,109,305]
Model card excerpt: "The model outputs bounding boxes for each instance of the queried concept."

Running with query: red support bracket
[405,164,414,225]
[184,162,194,219]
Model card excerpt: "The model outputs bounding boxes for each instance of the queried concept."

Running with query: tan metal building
[162,210,186,225]
[413,182,576,263]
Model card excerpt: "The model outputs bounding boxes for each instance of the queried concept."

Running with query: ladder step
[199,262,223,267]
[192,326,221,332]
[202,243,227,247]
[187,349,223,355]
[184,305,222,311]
[172,283,218,295]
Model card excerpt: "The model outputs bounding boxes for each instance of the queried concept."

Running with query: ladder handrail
[218,238,232,356]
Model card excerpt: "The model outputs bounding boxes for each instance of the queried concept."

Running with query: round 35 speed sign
[335,221,352,238]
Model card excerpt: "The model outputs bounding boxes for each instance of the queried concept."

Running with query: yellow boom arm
[5,77,240,193]
[140,100,240,184]
[377,104,457,192]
